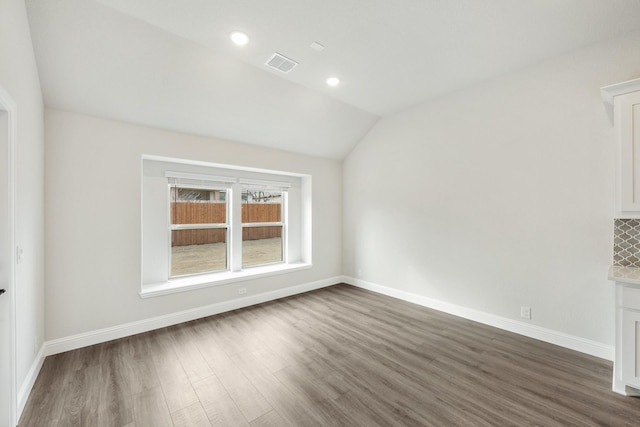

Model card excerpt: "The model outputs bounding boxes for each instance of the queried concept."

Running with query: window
[168,177,290,277]
[142,156,311,297]
[242,186,285,268]
[170,185,229,277]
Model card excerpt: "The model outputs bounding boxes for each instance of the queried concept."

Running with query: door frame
[0,85,17,427]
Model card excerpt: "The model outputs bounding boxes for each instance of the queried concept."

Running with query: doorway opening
[0,88,17,427]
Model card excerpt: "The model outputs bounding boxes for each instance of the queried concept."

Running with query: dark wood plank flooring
[19,284,640,426]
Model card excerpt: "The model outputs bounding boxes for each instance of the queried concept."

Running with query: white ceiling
[25,0,640,159]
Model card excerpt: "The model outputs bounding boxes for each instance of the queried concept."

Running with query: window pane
[242,189,282,223]
[171,187,226,224]
[171,229,227,276]
[242,226,283,268]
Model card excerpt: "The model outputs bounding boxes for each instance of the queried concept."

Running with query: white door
[0,100,15,426]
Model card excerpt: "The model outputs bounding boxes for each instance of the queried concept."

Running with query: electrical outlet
[238,288,247,295]
[520,306,531,320]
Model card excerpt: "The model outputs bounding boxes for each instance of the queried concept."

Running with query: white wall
[0,0,45,408]
[343,30,640,347]
[44,109,342,341]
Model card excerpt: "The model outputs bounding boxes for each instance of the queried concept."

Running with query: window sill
[140,262,312,298]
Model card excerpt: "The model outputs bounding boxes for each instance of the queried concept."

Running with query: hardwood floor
[19,284,640,426]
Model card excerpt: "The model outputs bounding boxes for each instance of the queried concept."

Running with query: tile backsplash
[614,219,640,267]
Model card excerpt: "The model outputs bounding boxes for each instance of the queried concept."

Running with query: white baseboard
[26,273,613,422]
[342,276,614,361]
[17,345,45,421]
[43,276,338,357]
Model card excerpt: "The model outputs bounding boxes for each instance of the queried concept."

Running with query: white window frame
[240,183,288,269]
[168,181,231,277]
[141,155,312,298]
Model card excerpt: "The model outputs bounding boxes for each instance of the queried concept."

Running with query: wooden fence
[171,202,282,246]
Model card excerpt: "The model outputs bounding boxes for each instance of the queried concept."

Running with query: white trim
[17,345,44,419]
[171,223,228,230]
[242,222,284,228]
[143,154,308,179]
[343,276,614,361]
[301,176,312,264]
[44,276,337,356]
[165,170,236,184]
[229,182,242,271]
[240,178,291,189]
[602,77,640,123]
[0,86,17,427]
[143,262,312,298]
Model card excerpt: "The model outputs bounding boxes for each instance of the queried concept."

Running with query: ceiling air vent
[265,53,298,73]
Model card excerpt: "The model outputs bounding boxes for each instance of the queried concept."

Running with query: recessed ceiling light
[230,31,249,46]
[326,77,340,87]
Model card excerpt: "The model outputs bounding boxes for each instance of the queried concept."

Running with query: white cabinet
[610,269,640,396]
[605,81,640,395]
[617,91,640,212]
[621,308,640,388]
[602,79,640,215]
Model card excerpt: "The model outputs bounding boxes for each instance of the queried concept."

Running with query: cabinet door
[622,309,640,388]
[618,91,640,212]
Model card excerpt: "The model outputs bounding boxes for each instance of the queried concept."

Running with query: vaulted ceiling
[25,0,640,159]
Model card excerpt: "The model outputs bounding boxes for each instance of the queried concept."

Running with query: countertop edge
[609,265,640,285]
